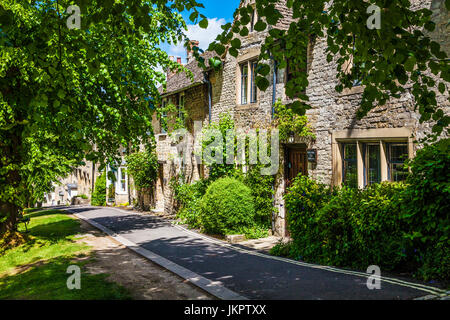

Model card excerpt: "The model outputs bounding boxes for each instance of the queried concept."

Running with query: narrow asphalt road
[66,206,446,300]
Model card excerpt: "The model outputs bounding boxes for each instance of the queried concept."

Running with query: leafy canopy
[208,0,450,139]
[0,0,207,230]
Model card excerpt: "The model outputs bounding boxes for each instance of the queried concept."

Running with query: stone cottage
[147,0,449,236]
[42,161,96,206]
[152,48,216,215]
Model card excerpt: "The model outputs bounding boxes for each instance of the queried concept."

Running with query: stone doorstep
[225,234,246,244]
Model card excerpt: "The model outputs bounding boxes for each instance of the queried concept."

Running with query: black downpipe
[204,71,212,123]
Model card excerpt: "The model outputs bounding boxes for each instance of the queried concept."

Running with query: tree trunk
[0,202,20,234]
[0,132,23,235]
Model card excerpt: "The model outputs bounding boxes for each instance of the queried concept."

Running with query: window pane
[250,62,257,103]
[390,144,408,182]
[241,64,248,104]
[250,10,255,32]
[343,144,357,188]
[367,144,381,185]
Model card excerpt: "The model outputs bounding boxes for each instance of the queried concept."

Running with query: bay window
[334,130,411,188]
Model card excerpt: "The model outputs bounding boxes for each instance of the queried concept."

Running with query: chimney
[186,40,200,63]
[177,57,182,65]
[166,56,175,79]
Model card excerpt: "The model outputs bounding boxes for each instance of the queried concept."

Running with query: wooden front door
[285,147,308,189]
[284,146,308,237]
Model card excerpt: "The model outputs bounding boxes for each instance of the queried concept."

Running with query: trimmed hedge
[199,177,255,236]
[280,140,449,281]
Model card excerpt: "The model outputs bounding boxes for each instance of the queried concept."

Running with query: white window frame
[116,167,128,195]
[239,59,258,105]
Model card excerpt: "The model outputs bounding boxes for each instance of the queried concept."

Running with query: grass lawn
[0,209,131,300]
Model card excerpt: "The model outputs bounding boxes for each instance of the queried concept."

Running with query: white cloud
[167,18,227,63]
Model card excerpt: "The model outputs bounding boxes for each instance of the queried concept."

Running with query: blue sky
[162,0,241,64]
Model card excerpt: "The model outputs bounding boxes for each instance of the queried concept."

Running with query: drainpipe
[271,59,277,234]
[204,71,212,123]
[272,60,277,118]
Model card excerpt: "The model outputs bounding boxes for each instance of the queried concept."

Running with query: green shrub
[172,179,209,229]
[284,175,335,259]
[315,183,408,269]
[283,151,449,282]
[240,225,269,239]
[200,177,255,235]
[125,149,158,190]
[243,165,275,229]
[107,184,115,200]
[91,172,107,206]
[79,194,88,200]
[270,240,301,259]
[401,138,450,280]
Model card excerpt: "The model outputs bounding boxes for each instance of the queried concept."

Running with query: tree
[21,133,78,207]
[208,0,449,138]
[91,171,106,206]
[0,0,209,234]
[125,146,158,209]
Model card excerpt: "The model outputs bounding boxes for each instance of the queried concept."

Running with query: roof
[158,51,215,97]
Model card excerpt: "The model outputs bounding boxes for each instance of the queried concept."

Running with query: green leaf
[255,76,270,91]
[229,47,239,58]
[189,12,198,22]
[199,18,208,29]
[231,38,241,49]
[404,56,416,72]
[57,89,66,100]
[254,20,267,32]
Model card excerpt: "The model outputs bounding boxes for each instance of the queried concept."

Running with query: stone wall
[42,161,95,206]
[208,0,449,236]
[152,84,210,216]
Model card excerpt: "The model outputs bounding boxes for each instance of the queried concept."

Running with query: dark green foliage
[284,175,335,260]
[401,139,450,280]
[314,183,408,269]
[282,151,449,281]
[200,177,255,236]
[243,165,275,229]
[201,113,236,181]
[91,172,106,206]
[125,149,158,190]
[172,179,209,229]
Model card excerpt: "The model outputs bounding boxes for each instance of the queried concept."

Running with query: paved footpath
[66,206,448,300]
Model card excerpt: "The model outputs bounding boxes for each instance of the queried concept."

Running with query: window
[178,93,185,122]
[250,61,257,103]
[389,144,408,182]
[241,63,248,104]
[161,99,167,134]
[285,38,309,97]
[250,8,257,32]
[336,134,410,188]
[365,144,381,185]
[240,60,258,105]
[342,144,358,188]
[119,168,127,193]
[344,35,363,87]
